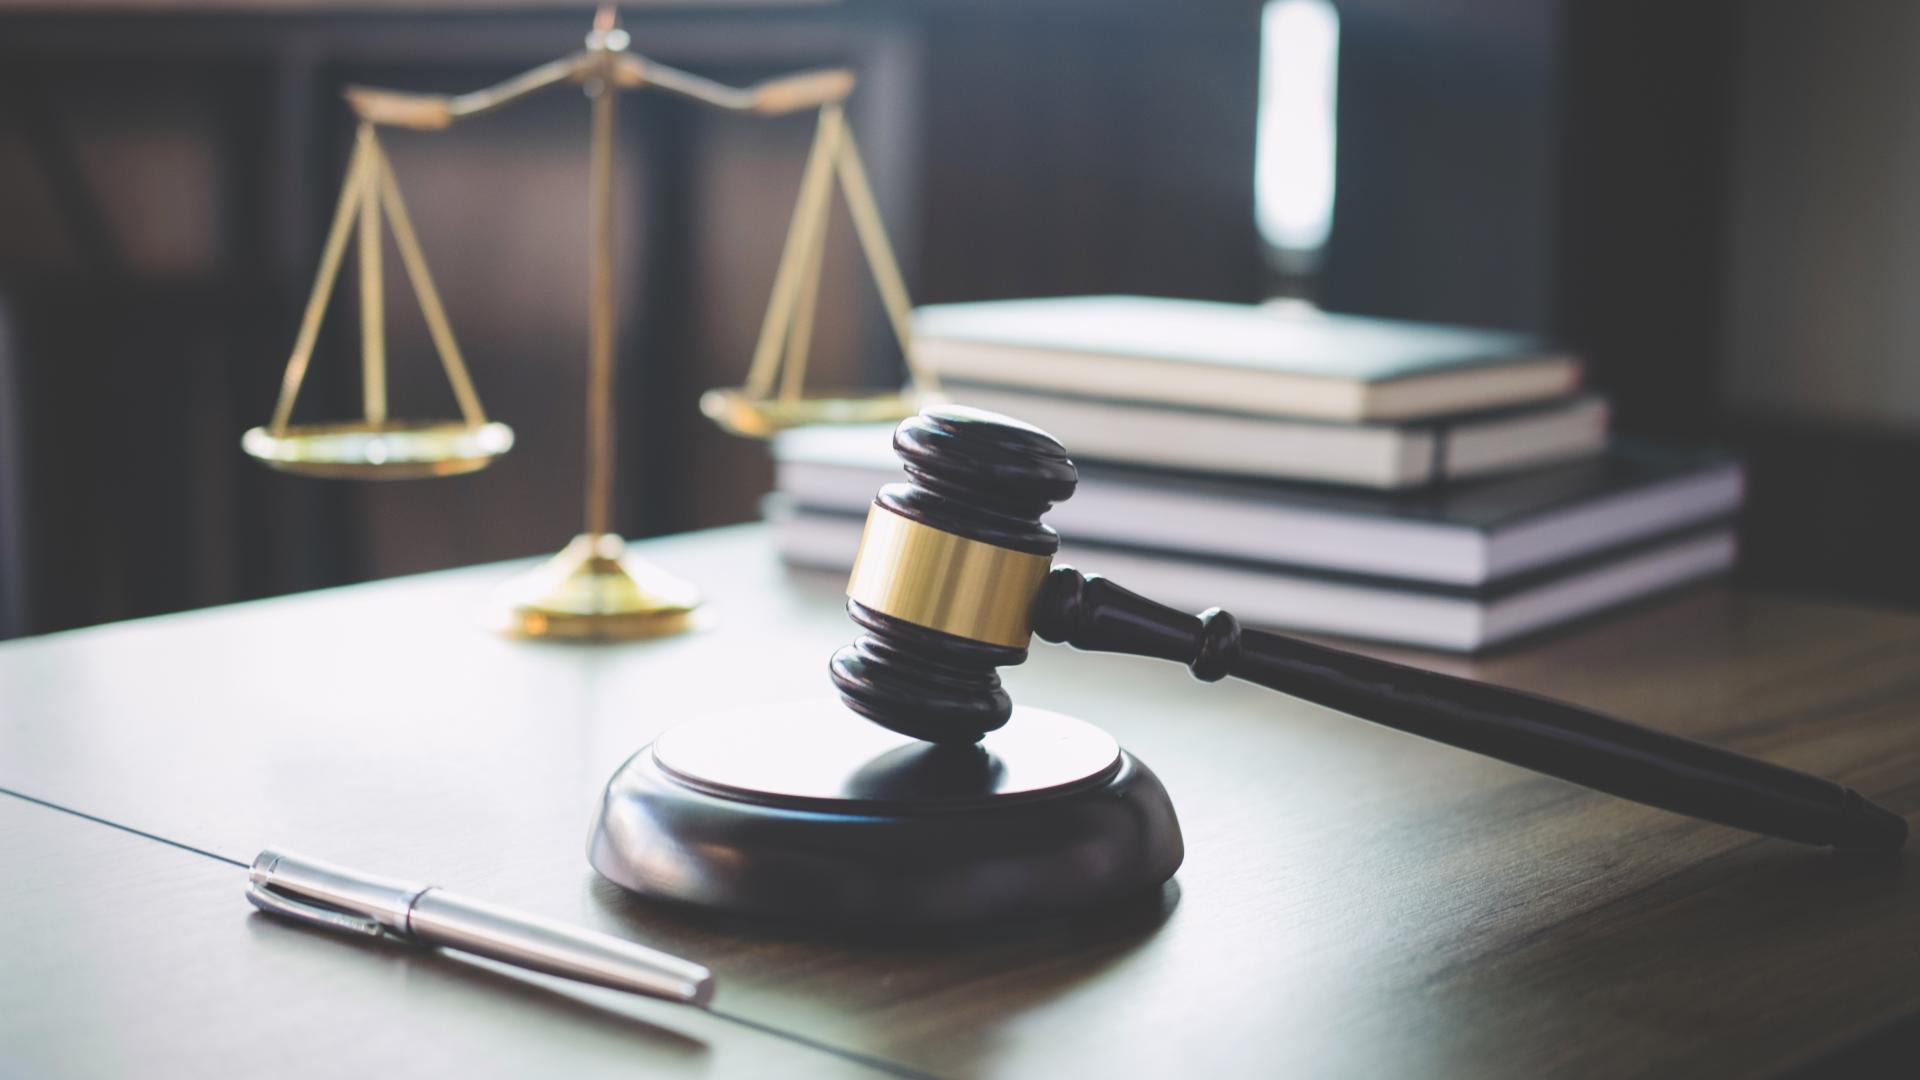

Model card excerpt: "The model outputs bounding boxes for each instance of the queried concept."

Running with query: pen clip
[246,847,426,941]
[246,881,388,938]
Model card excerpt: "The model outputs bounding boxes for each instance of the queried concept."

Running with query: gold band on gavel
[845,505,1053,649]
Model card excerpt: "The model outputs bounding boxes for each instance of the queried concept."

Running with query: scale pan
[699,386,926,439]
[242,420,514,480]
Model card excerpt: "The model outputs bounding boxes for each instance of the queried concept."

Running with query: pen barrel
[406,889,714,1005]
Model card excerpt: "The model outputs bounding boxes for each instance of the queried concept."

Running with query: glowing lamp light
[1255,0,1340,272]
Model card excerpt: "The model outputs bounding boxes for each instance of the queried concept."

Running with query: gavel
[830,406,1907,852]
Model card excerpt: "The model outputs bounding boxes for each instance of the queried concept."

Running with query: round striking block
[588,702,1184,926]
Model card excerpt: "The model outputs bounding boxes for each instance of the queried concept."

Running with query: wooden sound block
[589,702,1184,926]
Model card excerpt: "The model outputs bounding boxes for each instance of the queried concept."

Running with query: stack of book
[767,295,1743,652]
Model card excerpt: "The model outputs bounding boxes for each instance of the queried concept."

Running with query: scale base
[489,534,700,640]
[589,701,1184,926]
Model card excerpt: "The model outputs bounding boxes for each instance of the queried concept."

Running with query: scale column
[584,38,618,540]
[483,7,701,640]
[356,123,388,427]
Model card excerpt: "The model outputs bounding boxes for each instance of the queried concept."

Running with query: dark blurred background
[1,0,1913,638]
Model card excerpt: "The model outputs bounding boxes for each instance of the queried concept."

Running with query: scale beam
[345,52,595,131]
[611,56,855,115]
[343,52,853,132]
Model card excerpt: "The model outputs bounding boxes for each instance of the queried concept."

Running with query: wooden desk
[2,525,1916,1077]
[0,795,889,1078]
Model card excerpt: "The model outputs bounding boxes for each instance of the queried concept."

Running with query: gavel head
[829,406,1077,744]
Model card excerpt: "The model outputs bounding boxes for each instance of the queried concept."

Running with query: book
[771,426,1745,587]
[913,295,1583,421]
[768,503,1736,653]
[938,382,1609,488]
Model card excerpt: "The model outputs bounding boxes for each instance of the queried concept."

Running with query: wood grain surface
[1,525,1916,1078]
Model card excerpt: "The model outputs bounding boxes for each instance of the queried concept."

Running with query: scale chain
[269,134,372,434]
[744,106,843,401]
[834,120,938,396]
[780,107,842,402]
[742,104,938,407]
[374,140,488,427]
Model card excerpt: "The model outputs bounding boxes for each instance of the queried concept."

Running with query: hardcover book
[913,295,1583,422]
[940,382,1609,488]
[769,502,1736,653]
[772,426,1744,587]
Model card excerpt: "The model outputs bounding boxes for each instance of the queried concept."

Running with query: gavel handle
[1032,567,1906,851]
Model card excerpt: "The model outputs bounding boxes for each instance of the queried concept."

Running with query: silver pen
[245,848,713,1006]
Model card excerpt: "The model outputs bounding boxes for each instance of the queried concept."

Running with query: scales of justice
[243,5,940,640]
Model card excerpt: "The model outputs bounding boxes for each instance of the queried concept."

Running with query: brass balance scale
[243,7,940,640]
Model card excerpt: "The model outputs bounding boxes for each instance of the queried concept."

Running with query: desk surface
[0,795,889,1079]
[2,525,1916,1078]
